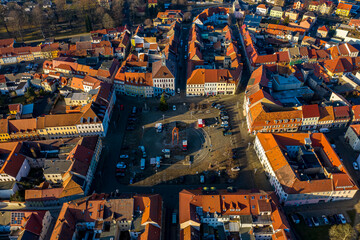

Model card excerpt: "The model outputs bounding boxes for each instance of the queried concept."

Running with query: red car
[120,104,124,110]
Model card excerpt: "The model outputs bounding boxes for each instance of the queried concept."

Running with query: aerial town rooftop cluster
[0,0,359,238]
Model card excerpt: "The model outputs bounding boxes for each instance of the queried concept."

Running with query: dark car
[116,172,125,177]
[328,215,336,225]
[126,126,135,131]
[334,214,341,224]
[211,102,217,107]
[128,117,137,121]
[305,217,313,227]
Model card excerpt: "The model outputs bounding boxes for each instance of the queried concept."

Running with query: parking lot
[288,209,356,240]
[109,95,256,186]
[94,94,272,197]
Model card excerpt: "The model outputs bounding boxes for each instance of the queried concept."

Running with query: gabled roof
[0,142,26,178]
[302,104,320,119]
[152,59,176,79]
[337,3,352,11]
[318,25,328,32]
[247,65,269,89]
[134,194,162,227]
[334,106,350,118]
[323,57,353,73]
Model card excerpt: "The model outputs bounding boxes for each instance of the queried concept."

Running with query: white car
[116,162,127,169]
[173,105,176,111]
[353,162,359,170]
[231,166,241,172]
[162,149,170,153]
[120,155,129,159]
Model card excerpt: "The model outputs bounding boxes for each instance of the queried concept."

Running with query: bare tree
[129,0,143,22]
[0,5,11,37]
[111,0,124,26]
[178,0,187,6]
[7,10,24,41]
[144,18,152,27]
[329,224,356,240]
[95,7,106,26]
[184,12,192,21]
[32,5,47,38]
[102,13,115,28]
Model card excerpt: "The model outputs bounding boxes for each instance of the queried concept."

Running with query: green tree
[283,16,290,26]
[329,224,356,240]
[159,93,168,111]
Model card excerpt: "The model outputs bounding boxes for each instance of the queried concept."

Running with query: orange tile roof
[350,124,360,137]
[352,105,360,120]
[8,119,37,133]
[134,194,162,227]
[256,133,358,194]
[319,106,334,122]
[337,3,352,11]
[179,189,290,240]
[318,25,329,32]
[187,69,238,85]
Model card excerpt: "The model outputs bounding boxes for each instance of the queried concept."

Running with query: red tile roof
[0,142,26,178]
[302,104,320,118]
[334,106,350,118]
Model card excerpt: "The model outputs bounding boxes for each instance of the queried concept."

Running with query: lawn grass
[293,220,330,240]
[347,209,356,226]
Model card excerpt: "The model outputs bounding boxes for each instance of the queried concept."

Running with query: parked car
[231,166,241,171]
[119,155,129,159]
[126,126,135,131]
[222,121,229,125]
[328,215,336,225]
[173,105,176,111]
[200,175,205,183]
[312,217,320,227]
[291,214,300,224]
[211,102,217,108]
[353,162,359,170]
[116,172,125,177]
[322,215,329,225]
[221,116,229,120]
[305,217,313,227]
[338,214,346,224]
[116,162,127,169]
[120,104,124,110]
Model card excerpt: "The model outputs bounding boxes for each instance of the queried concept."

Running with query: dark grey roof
[43,160,72,175]
[271,6,283,12]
